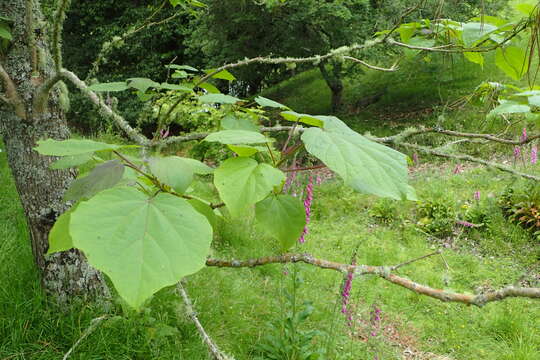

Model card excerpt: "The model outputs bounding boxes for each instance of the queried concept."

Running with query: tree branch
[86,1,179,81]
[33,72,63,113]
[399,142,540,181]
[52,0,71,72]
[176,282,234,360]
[0,63,26,119]
[62,315,108,360]
[205,253,540,307]
[60,70,150,146]
[342,56,399,72]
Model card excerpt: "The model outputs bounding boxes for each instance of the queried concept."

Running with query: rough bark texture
[318,61,344,113]
[0,0,108,301]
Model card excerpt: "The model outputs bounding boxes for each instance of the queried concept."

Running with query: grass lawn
[1,140,538,359]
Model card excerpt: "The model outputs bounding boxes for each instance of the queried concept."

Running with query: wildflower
[453,164,463,174]
[521,127,528,143]
[474,191,480,201]
[532,146,538,165]
[316,175,323,186]
[370,304,382,337]
[298,176,314,244]
[514,146,521,159]
[456,220,475,228]
[341,270,354,314]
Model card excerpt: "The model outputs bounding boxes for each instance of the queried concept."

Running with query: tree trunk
[0,0,108,300]
[318,61,344,113]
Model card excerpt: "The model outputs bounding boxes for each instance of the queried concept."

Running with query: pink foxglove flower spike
[298,176,313,244]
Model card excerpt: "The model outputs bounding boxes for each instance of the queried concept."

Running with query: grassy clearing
[1,141,539,359]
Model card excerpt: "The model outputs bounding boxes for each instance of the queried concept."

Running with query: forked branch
[0,63,26,119]
[206,253,540,307]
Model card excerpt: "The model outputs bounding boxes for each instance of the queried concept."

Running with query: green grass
[1,140,539,359]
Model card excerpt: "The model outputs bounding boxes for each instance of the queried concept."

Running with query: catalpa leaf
[148,156,194,194]
[204,69,236,81]
[280,111,324,127]
[199,93,241,104]
[47,205,78,254]
[35,139,137,156]
[221,114,260,132]
[495,46,529,80]
[50,153,94,169]
[255,96,289,109]
[205,130,269,145]
[70,187,212,309]
[255,194,306,250]
[214,158,285,217]
[301,116,416,200]
[64,160,125,201]
[88,82,129,92]
[188,198,218,230]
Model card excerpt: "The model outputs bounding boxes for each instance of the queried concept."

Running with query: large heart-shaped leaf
[214,158,285,217]
[221,114,260,132]
[148,156,194,194]
[255,194,306,250]
[88,82,128,92]
[47,206,78,254]
[495,46,529,80]
[70,187,213,309]
[64,160,125,201]
[255,96,289,109]
[35,139,137,156]
[280,111,324,127]
[198,94,240,104]
[301,116,415,200]
[50,153,94,169]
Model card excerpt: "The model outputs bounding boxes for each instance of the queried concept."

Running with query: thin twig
[391,250,442,271]
[62,315,108,360]
[282,164,327,172]
[52,0,71,72]
[206,253,540,307]
[176,282,234,360]
[342,56,399,72]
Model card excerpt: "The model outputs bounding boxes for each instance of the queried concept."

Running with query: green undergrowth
[1,141,539,359]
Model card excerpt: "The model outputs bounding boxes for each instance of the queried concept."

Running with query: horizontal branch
[400,142,540,181]
[378,127,540,146]
[61,70,150,146]
[205,253,540,307]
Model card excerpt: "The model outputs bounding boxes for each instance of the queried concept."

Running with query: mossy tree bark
[0,0,108,301]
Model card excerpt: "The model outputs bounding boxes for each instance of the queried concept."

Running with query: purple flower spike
[453,164,463,174]
[457,220,475,228]
[521,128,528,143]
[514,146,521,159]
[298,176,314,244]
[532,146,537,165]
[412,153,419,166]
[474,191,480,201]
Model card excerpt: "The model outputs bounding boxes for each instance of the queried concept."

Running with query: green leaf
[227,144,261,157]
[464,52,484,67]
[0,23,12,41]
[495,46,529,80]
[461,22,497,47]
[204,69,236,81]
[166,64,199,72]
[528,95,540,107]
[148,156,194,194]
[205,130,269,145]
[188,198,218,230]
[221,114,260,132]
[64,160,125,201]
[127,78,161,93]
[214,158,285,217]
[301,116,415,200]
[50,153,94,169]
[198,82,220,94]
[35,139,136,156]
[47,206,77,254]
[88,82,128,92]
[171,70,189,79]
[160,83,193,92]
[489,100,530,116]
[255,96,289,109]
[178,158,214,174]
[397,22,419,43]
[199,94,241,104]
[280,111,324,127]
[255,194,306,250]
[70,187,212,309]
